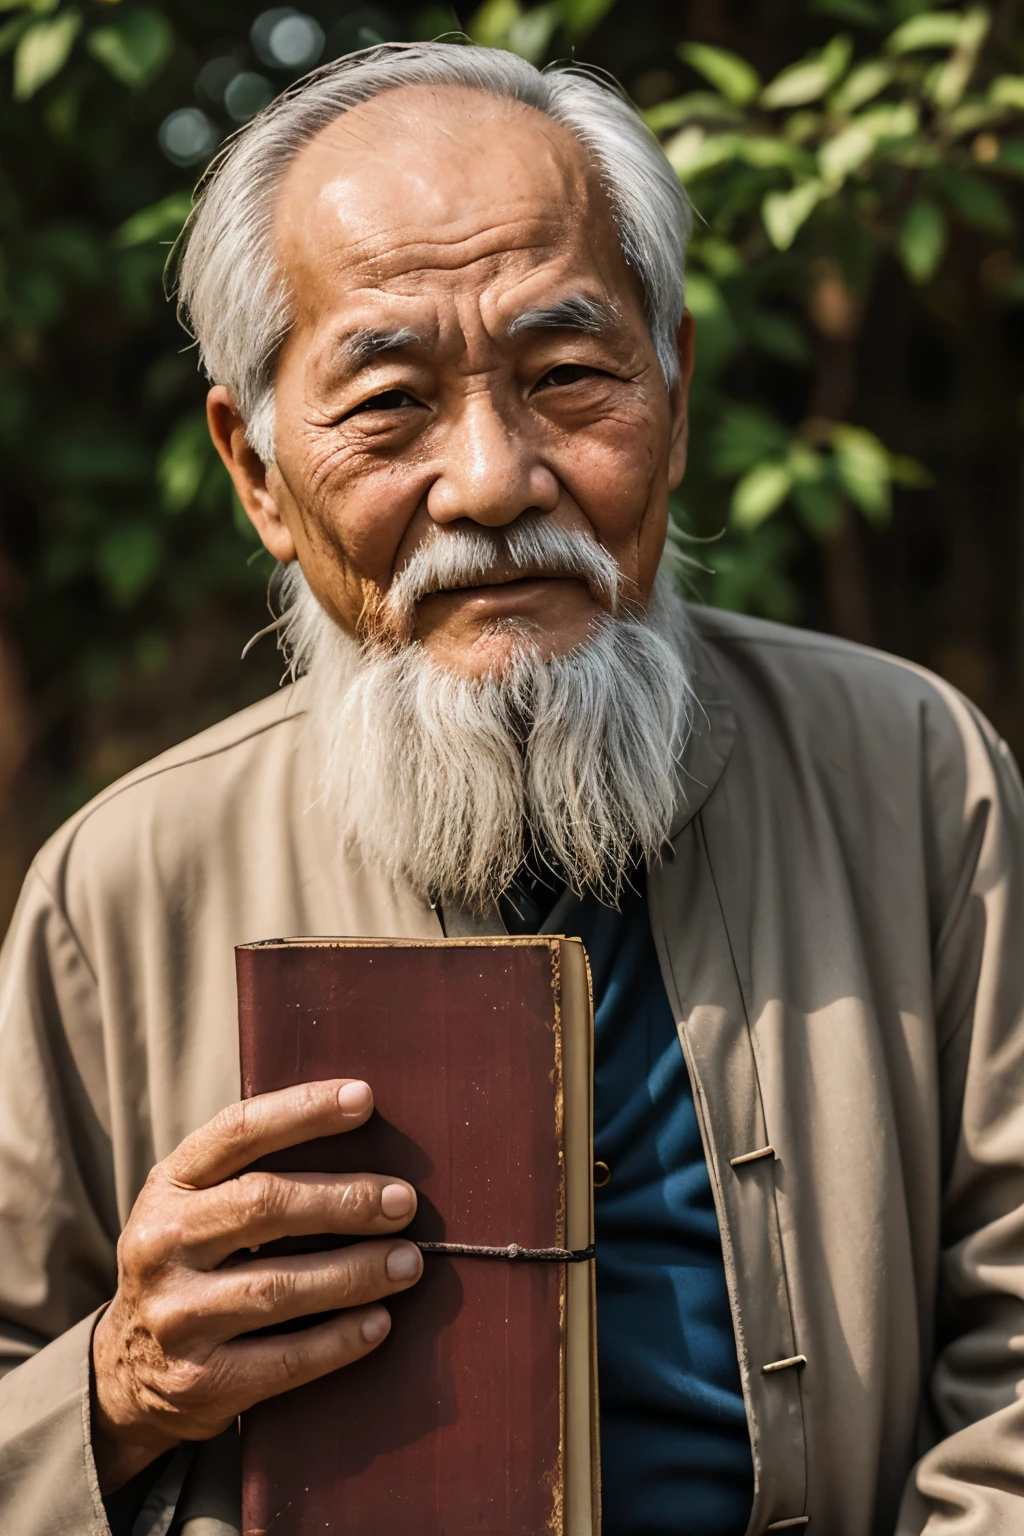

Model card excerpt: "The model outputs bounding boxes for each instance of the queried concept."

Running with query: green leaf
[931,7,989,108]
[887,11,964,53]
[762,58,832,109]
[762,38,851,109]
[663,127,738,178]
[897,197,946,282]
[964,4,994,47]
[95,522,162,606]
[831,58,894,113]
[686,272,743,376]
[831,424,891,519]
[643,93,744,133]
[956,5,990,50]
[998,140,1024,175]
[409,5,462,41]
[684,270,726,323]
[13,10,80,99]
[86,8,172,88]
[735,136,815,171]
[689,235,744,279]
[677,41,761,106]
[889,453,933,488]
[784,108,823,144]
[856,100,919,139]
[946,99,1009,136]
[157,414,212,513]
[706,522,799,623]
[731,461,793,529]
[819,124,876,186]
[467,0,520,47]
[762,179,826,250]
[115,189,192,248]
[786,441,827,482]
[713,406,790,475]
[989,75,1024,110]
[507,1,560,62]
[821,33,854,84]
[561,0,615,36]
[929,165,1013,232]
[792,478,844,534]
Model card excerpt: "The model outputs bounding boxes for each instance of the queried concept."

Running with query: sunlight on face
[225,85,692,679]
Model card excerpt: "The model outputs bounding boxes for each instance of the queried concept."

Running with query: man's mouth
[422,571,581,600]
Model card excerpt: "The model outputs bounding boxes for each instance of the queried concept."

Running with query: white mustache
[378,517,623,632]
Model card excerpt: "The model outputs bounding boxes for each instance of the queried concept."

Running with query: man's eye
[537,364,602,388]
[346,389,420,417]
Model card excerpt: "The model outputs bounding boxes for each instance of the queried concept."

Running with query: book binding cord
[417,1241,595,1263]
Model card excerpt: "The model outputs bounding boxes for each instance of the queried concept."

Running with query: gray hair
[176,41,691,464]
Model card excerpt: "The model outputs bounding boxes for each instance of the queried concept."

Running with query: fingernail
[386,1243,422,1282]
[380,1183,415,1220]
[337,1081,372,1115]
[360,1307,390,1344]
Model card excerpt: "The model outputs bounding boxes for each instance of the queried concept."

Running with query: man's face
[210,84,694,680]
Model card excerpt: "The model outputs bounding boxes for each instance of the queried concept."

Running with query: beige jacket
[1,602,1024,1536]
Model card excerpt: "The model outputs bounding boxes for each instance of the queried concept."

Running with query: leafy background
[1,0,1023,927]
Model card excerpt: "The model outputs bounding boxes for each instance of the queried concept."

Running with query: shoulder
[689,601,941,694]
[686,602,989,749]
[686,603,1024,903]
[31,684,309,909]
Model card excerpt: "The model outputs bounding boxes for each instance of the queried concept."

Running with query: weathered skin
[209,83,694,676]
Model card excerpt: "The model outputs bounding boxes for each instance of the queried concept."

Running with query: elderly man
[1,39,1023,1536]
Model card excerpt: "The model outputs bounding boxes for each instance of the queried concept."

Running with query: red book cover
[236,935,598,1536]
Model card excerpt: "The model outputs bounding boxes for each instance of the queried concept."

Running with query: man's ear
[667,311,695,490]
[206,386,296,563]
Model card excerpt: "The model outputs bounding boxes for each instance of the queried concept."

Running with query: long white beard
[276,541,695,912]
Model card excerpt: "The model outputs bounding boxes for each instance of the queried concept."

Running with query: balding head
[178,42,691,461]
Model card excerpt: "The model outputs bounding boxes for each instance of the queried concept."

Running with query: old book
[236,936,599,1536]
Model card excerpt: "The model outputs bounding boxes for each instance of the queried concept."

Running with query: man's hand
[91,1079,422,1493]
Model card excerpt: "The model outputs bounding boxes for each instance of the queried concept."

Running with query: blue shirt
[567,879,754,1535]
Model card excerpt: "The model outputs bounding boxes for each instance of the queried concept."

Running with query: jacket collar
[668,610,737,840]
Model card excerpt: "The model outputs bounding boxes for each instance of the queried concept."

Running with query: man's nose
[426,391,560,527]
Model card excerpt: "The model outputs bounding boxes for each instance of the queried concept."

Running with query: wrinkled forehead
[272,83,628,315]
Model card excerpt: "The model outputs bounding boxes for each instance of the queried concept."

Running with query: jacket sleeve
[0,864,120,1535]
[897,697,1024,1533]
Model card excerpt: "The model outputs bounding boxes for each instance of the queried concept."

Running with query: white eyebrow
[507,295,618,339]
[340,326,422,367]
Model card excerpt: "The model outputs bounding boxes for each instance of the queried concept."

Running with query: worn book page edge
[560,938,599,1536]
[237,936,562,949]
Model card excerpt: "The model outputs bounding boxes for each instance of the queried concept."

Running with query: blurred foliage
[652,1,1024,623]
[1,0,1024,919]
